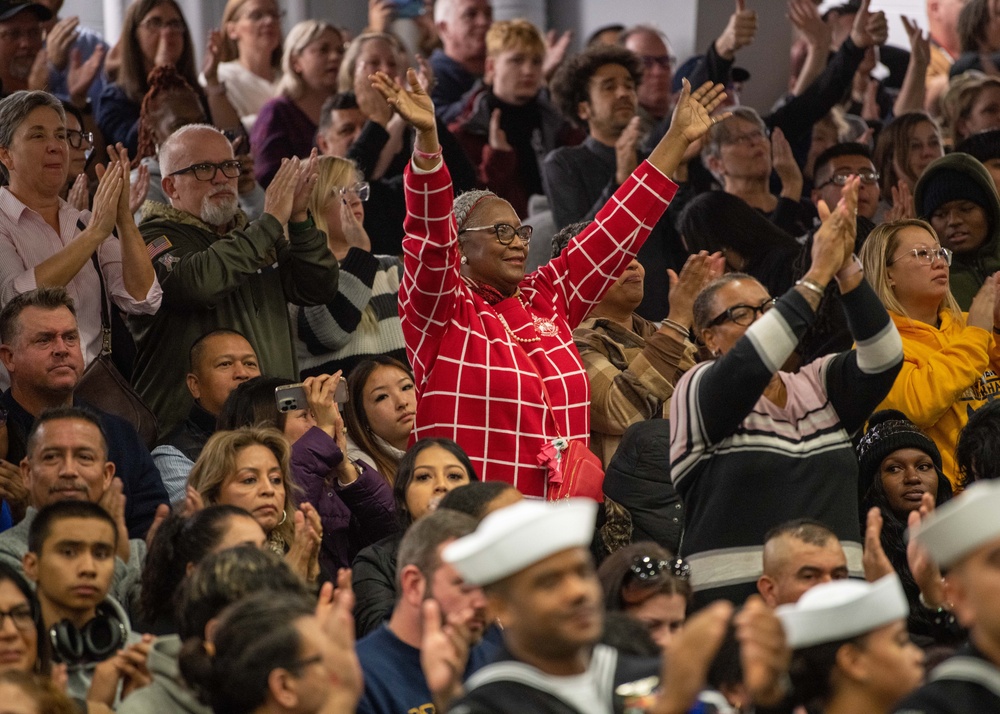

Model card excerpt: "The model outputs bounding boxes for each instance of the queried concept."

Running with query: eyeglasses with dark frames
[65,129,94,150]
[168,160,243,181]
[707,298,777,328]
[0,605,35,632]
[458,222,533,246]
[815,169,880,189]
[887,246,953,267]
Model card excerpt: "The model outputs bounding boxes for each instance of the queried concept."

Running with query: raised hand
[130,161,151,216]
[202,29,224,84]
[735,596,791,707]
[771,127,803,201]
[788,0,830,49]
[420,599,472,712]
[109,143,135,223]
[543,29,572,80]
[340,197,372,252]
[666,251,724,328]
[67,45,106,106]
[614,116,641,186]
[967,272,997,331]
[263,157,301,225]
[68,172,89,212]
[488,108,512,152]
[48,16,82,71]
[0,458,27,524]
[316,570,365,708]
[90,159,124,238]
[850,0,888,49]
[669,79,730,143]
[907,493,947,608]
[98,477,131,563]
[290,149,319,222]
[716,0,758,60]
[368,0,394,33]
[371,67,435,133]
[862,506,895,581]
[356,65,394,127]
[887,179,914,222]
[902,15,930,68]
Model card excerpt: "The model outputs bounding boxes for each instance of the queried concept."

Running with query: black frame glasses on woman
[814,169,880,189]
[0,604,35,631]
[707,298,778,328]
[168,160,244,181]
[66,129,94,150]
[887,246,953,267]
[458,223,533,246]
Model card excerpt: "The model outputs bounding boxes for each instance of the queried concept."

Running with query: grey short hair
[453,189,499,231]
[159,123,229,176]
[395,509,477,591]
[691,272,757,333]
[0,91,65,178]
[279,20,340,100]
[701,106,768,162]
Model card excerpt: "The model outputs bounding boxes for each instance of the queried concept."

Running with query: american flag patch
[147,235,172,261]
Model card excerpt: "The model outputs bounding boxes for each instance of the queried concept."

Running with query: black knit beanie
[856,410,943,500]
[918,166,994,219]
[956,130,1000,165]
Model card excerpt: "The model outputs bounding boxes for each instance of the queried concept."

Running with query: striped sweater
[291,248,407,379]
[669,281,903,607]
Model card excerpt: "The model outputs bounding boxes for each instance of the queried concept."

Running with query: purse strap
[76,218,112,356]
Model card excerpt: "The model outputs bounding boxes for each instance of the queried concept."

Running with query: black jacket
[893,642,1000,713]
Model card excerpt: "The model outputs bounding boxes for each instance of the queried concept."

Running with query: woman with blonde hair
[187,426,322,581]
[291,155,405,378]
[206,0,284,130]
[859,218,1000,487]
[872,113,943,209]
[252,20,344,186]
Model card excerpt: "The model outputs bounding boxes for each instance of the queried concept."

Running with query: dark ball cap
[857,410,942,500]
[0,1,52,22]
[956,130,1000,166]
[918,164,994,219]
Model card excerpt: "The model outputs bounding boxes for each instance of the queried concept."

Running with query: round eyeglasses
[66,129,94,150]
[458,222,533,246]
[707,297,777,328]
[168,160,243,181]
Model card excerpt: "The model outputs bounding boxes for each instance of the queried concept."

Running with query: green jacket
[130,202,339,437]
[914,152,1000,309]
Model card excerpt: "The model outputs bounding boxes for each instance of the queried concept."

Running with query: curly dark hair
[550,45,643,129]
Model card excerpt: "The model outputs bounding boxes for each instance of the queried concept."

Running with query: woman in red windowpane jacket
[372,68,728,497]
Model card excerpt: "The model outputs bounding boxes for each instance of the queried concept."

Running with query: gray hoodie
[117,635,210,714]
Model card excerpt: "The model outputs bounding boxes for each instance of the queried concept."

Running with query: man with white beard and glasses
[129,124,339,438]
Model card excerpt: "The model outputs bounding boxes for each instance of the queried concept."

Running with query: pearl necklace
[495,296,559,343]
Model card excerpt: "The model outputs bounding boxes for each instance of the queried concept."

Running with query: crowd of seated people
[4,0,1000,712]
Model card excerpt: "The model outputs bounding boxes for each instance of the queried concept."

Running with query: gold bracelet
[795,278,827,298]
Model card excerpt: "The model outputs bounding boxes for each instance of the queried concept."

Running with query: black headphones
[49,602,128,665]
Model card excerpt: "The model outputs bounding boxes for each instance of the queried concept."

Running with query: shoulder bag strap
[76,218,112,356]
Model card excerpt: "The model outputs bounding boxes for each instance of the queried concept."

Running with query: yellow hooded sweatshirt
[878,310,1000,486]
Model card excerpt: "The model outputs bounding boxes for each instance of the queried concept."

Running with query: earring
[461,255,468,265]
[278,509,287,526]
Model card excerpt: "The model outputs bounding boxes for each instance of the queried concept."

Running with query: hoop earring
[278,509,287,526]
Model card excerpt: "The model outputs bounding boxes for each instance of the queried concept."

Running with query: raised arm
[106,144,157,304]
[537,81,729,326]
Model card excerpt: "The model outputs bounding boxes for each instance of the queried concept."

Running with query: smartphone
[275,383,308,412]
[335,380,348,404]
[389,0,425,18]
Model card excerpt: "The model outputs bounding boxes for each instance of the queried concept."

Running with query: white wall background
[61,0,932,115]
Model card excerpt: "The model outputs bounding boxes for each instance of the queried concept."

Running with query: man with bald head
[757,518,850,608]
[129,124,338,438]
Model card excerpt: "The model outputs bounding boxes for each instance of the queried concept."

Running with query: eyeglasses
[888,246,953,267]
[723,128,769,146]
[139,17,185,33]
[169,160,243,181]
[639,54,675,71]
[65,129,93,150]
[815,169,880,189]
[240,8,285,22]
[458,223,532,246]
[621,555,690,605]
[0,26,42,43]
[339,181,370,202]
[707,297,777,328]
[0,605,35,632]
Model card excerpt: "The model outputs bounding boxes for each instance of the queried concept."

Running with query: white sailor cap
[441,498,597,586]
[910,479,1000,569]
[776,574,909,649]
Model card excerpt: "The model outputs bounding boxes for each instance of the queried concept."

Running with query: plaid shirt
[401,159,677,496]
